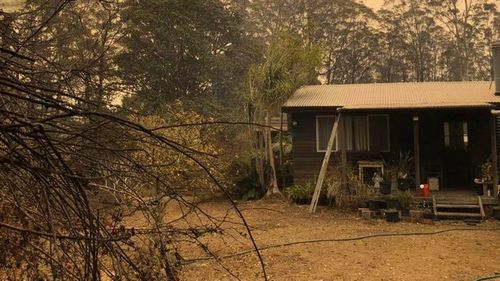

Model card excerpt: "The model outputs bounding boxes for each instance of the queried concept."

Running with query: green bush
[285,184,314,201]
[396,190,414,209]
[227,153,262,200]
[285,180,327,204]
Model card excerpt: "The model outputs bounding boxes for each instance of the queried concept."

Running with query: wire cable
[182,226,500,264]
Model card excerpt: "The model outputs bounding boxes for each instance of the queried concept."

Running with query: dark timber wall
[287,108,492,188]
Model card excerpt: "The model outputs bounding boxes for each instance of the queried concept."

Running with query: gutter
[282,104,495,113]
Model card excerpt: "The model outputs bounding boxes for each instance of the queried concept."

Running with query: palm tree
[247,34,321,196]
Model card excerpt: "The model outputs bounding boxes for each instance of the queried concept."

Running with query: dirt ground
[177,199,500,281]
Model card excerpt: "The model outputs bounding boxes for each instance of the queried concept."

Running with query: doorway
[442,121,472,188]
[420,114,473,190]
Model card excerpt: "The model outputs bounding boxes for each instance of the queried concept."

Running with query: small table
[474,179,492,197]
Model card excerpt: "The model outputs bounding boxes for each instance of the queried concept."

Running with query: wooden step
[435,211,482,218]
[435,198,479,204]
[432,195,486,220]
[436,204,479,209]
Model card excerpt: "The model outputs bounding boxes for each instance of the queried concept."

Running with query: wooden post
[309,112,341,214]
[340,117,348,193]
[279,111,284,166]
[413,115,421,188]
[491,115,498,197]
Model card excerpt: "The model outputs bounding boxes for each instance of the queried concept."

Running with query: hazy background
[2,0,499,12]
[0,0,384,12]
[0,0,21,11]
[365,0,500,10]
[364,0,384,9]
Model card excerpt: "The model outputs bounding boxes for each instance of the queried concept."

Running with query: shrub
[396,190,414,209]
[325,162,375,209]
[227,153,262,200]
[285,183,314,202]
[284,179,330,205]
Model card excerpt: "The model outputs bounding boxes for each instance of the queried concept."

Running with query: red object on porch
[420,184,430,197]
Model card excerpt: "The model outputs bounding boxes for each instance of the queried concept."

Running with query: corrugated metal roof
[283,81,500,110]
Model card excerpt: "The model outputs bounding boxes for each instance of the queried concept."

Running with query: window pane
[451,122,464,148]
[444,121,468,150]
[353,116,368,151]
[444,122,450,147]
[317,116,336,151]
[463,122,468,148]
[343,116,353,151]
[369,115,389,151]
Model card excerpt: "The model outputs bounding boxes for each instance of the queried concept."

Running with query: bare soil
[176,199,500,281]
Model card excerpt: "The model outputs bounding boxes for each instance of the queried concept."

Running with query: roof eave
[282,104,495,112]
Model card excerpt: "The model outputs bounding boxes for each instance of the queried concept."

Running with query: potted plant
[396,151,413,191]
[385,209,400,223]
[368,199,383,211]
[380,181,391,195]
[383,194,400,210]
[397,190,413,216]
[409,207,425,222]
[474,160,492,196]
[480,160,492,182]
[384,151,413,192]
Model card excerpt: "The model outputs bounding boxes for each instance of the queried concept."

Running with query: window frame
[443,121,469,150]
[315,115,338,153]
[315,114,391,153]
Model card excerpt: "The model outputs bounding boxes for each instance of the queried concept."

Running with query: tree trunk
[265,112,281,196]
[255,129,266,193]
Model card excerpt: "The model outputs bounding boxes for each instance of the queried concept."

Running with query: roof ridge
[301,81,490,88]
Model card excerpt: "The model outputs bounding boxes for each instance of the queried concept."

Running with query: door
[442,121,472,188]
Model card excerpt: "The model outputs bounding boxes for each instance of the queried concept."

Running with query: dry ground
[176,199,500,281]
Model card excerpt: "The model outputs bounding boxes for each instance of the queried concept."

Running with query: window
[343,116,369,151]
[316,114,390,152]
[368,115,390,151]
[444,121,468,150]
[316,115,337,152]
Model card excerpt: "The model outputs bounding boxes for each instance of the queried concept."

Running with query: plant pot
[368,200,382,211]
[318,195,330,206]
[380,183,391,195]
[401,208,410,216]
[410,209,424,221]
[385,209,400,223]
[476,185,484,196]
[423,209,434,219]
[384,198,400,210]
[294,198,310,205]
[397,178,411,190]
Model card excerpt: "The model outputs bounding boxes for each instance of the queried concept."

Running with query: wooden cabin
[282,42,500,199]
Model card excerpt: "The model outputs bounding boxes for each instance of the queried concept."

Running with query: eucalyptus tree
[374,18,411,82]
[306,0,379,84]
[377,0,446,82]
[248,0,379,85]
[17,0,123,107]
[426,0,497,80]
[116,0,258,117]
